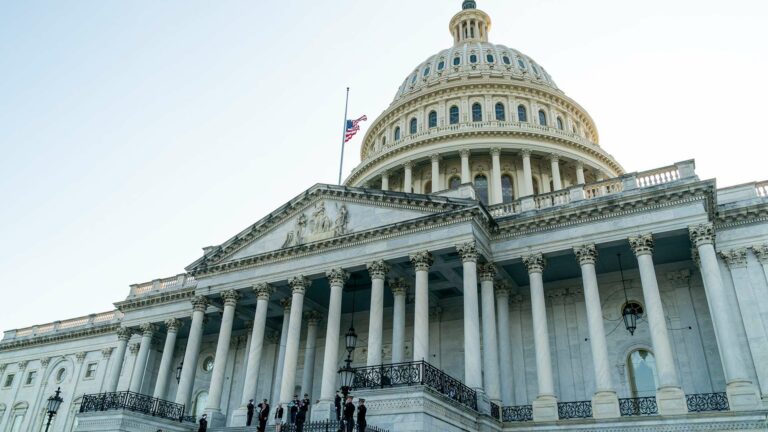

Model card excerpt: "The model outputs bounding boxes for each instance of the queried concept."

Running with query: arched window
[469,54,478,64]
[449,176,462,189]
[532,64,541,76]
[501,174,514,203]
[423,181,432,194]
[556,117,564,130]
[538,110,547,126]
[453,56,461,66]
[628,350,658,398]
[449,106,460,125]
[381,136,386,147]
[423,66,431,77]
[486,54,495,63]
[409,118,418,134]
[532,177,540,195]
[517,57,526,69]
[428,111,438,128]
[394,127,401,141]
[517,105,528,122]
[502,55,511,65]
[438,60,445,71]
[410,74,418,84]
[472,103,482,122]
[193,392,209,418]
[495,103,506,121]
[474,175,489,204]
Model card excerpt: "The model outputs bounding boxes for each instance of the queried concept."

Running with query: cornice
[715,202,768,229]
[0,323,121,352]
[114,287,196,313]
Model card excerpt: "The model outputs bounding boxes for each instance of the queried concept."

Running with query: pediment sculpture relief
[282,202,351,248]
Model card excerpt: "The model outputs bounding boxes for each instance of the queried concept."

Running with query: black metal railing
[79,391,191,423]
[619,397,658,416]
[351,361,478,412]
[501,405,533,422]
[490,401,500,420]
[686,392,729,412]
[280,420,389,432]
[557,401,593,419]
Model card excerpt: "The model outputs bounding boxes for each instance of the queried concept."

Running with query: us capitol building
[2,2,768,431]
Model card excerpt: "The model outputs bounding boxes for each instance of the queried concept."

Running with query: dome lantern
[462,0,477,9]
[450,1,491,45]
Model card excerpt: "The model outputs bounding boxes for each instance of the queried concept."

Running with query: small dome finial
[462,0,476,9]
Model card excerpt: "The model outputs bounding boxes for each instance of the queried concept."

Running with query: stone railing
[635,164,680,188]
[128,273,196,298]
[79,391,192,423]
[756,181,768,198]
[280,421,389,432]
[584,178,623,199]
[4,310,121,341]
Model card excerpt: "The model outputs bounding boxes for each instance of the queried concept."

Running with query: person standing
[295,407,306,432]
[302,393,311,416]
[356,399,367,432]
[290,395,300,424]
[343,396,355,432]
[257,399,270,432]
[274,403,285,432]
[246,399,255,426]
[334,392,342,421]
[198,414,208,432]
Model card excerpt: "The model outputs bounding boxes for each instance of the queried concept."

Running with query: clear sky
[1,0,767,336]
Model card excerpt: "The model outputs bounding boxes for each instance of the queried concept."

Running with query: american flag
[344,115,368,143]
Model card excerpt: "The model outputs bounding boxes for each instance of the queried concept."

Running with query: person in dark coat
[198,414,208,432]
[334,392,342,421]
[290,395,300,423]
[356,399,367,432]
[302,393,311,414]
[257,399,270,432]
[246,399,255,426]
[295,408,306,432]
[274,403,284,432]
[343,396,355,432]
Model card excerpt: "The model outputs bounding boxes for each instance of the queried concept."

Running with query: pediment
[186,184,476,272]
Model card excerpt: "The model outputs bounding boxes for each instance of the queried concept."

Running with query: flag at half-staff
[344,115,368,143]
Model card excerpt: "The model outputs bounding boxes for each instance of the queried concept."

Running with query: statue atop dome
[462,0,477,9]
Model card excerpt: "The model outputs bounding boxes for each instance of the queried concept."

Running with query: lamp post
[337,324,358,400]
[617,253,639,335]
[175,361,184,384]
[44,387,63,432]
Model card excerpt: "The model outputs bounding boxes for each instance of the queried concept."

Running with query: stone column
[549,154,562,191]
[271,298,291,405]
[301,312,322,399]
[431,154,441,192]
[478,263,502,404]
[205,290,240,423]
[460,149,471,183]
[576,161,585,185]
[457,242,483,390]
[381,171,389,191]
[494,281,514,406]
[522,149,533,196]
[234,284,274,425]
[390,278,409,363]
[573,245,620,418]
[280,276,310,404]
[153,318,182,399]
[523,253,558,421]
[490,148,503,204]
[410,250,433,362]
[129,323,156,393]
[689,224,761,410]
[315,269,348,421]
[754,244,768,283]
[367,261,389,366]
[176,296,208,408]
[104,327,132,392]
[403,161,413,193]
[628,234,687,415]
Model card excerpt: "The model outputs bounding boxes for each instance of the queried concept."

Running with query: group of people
[335,392,367,432]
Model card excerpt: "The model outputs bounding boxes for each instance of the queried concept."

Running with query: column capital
[629,234,654,256]
[403,160,413,169]
[221,289,241,307]
[688,223,715,247]
[410,250,434,271]
[76,352,87,364]
[389,277,410,296]
[191,295,209,313]
[456,242,479,263]
[288,275,311,294]
[490,147,501,156]
[721,248,748,268]
[521,148,532,158]
[165,318,183,333]
[366,260,390,280]
[280,297,292,312]
[0,364,6,373]
[753,244,768,264]
[548,153,561,162]
[101,347,114,359]
[574,244,598,265]
[139,323,157,337]
[522,253,546,273]
[116,326,133,341]
[478,262,497,281]
[253,282,275,300]
[326,268,349,286]
[129,343,141,355]
[576,159,584,169]
[18,360,28,370]
[304,311,323,326]
[40,356,52,367]
[494,280,511,298]
[430,153,442,162]
[459,148,471,158]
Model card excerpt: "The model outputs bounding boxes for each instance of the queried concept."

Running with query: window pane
[423,181,432,194]
[502,56,511,65]
[438,60,445,70]
[394,127,401,141]
[423,67,430,76]
[474,175,489,204]
[501,175,514,203]
[472,103,482,122]
[628,350,658,398]
[453,56,461,66]
[557,117,564,130]
[538,110,547,126]
[409,118,418,134]
[450,106,460,125]
[495,103,505,121]
[517,57,526,69]
[470,54,478,64]
[517,105,527,122]
[429,111,437,128]
[486,54,494,63]
[450,177,462,189]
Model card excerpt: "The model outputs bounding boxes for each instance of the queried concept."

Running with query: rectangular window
[3,374,14,387]
[25,371,36,386]
[84,362,98,379]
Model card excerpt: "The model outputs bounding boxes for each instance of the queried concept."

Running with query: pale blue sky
[1,0,767,335]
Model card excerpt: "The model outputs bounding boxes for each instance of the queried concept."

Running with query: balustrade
[557,401,593,419]
[79,391,192,423]
[501,405,533,422]
[686,392,729,412]
[490,401,501,420]
[281,421,389,432]
[635,165,680,188]
[757,181,768,198]
[619,397,658,416]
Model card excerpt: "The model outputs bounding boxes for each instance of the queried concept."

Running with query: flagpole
[338,87,350,185]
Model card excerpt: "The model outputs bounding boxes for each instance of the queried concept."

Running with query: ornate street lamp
[617,253,639,335]
[338,295,359,401]
[44,387,63,432]
[175,361,184,384]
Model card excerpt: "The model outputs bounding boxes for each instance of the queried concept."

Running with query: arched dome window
[495,103,506,121]
[453,56,461,66]
[449,176,462,189]
[381,136,386,147]
[532,177,540,195]
[409,118,418,135]
[423,66,431,77]
[628,349,658,398]
[449,106,460,125]
[423,181,432,194]
[394,127,401,141]
[410,74,418,84]
[472,103,482,122]
[469,54,478,64]
[438,59,445,71]
[538,110,547,126]
[557,117,564,130]
[474,175,489,204]
[532,64,541,76]
[486,53,495,63]
[517,105,528,122]
[428,111,438,128]
[517,57,526,69]
[501,174,514,203]
[502,55,511,65]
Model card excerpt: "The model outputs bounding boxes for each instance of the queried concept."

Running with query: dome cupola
[450,1,491,44]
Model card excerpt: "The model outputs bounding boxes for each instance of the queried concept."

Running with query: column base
[591,390,620,419]
[532,394,558,422]
[726,379,763,411]
[204,409,228,428]
[229,407,251,427]
[475,390,491,416]
[311,399,336,422]
[656,386,687,415]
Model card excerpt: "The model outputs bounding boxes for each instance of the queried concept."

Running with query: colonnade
[100,223,761,425]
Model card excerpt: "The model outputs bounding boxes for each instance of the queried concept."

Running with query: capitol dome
[345,1,624,207]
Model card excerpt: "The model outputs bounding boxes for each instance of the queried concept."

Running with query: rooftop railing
[3,310,122,342]
[128,273,196,298]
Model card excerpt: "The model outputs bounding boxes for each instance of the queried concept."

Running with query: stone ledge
[74,409,195,432]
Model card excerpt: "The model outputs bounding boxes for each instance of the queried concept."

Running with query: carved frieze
[282,202,351,248]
